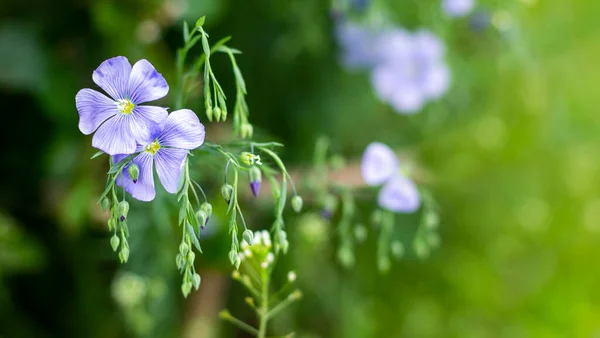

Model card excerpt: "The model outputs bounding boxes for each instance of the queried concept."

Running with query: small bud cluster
[103,196,131,263]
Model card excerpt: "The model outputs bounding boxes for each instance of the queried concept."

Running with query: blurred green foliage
[1,0,600,337]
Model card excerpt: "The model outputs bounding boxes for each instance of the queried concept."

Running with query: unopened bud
[206,106,213,121]
[242,229,254,245]
[128,163,140,183]
[100,197,110,212]
[179,242,189,256]
[176,253,184,270]
[249,167,262,197]
[200,202,212,217]
[195,210,208,231]
[228,250,238,266]
[291,195,303,213]
[221,184,234,204]
[181,281,192,297]
[213,106,222,121]
[108,218,116,231]
[119,247,130,263]
[187,251,195,262]
[241,123,253,138]
[219,310,232,320]
[118,200,129,222]
[192,273,201,290]
[110,235,120,252]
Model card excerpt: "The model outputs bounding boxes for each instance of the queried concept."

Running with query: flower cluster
[336,22,450,113]
[361,142,420,213]
[76,56,205,202]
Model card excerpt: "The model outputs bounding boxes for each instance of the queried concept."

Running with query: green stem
[258,270,269,338]
[222,313,259,335]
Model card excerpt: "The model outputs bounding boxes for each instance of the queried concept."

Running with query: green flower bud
[181,281,192,297]
[192,273,201,290]
[242,229,254,245]
[187,251,195,263]
[110,234,120,252]
[221,108,228,121]
[228,250,238,266]
[221,184,234,204]
[291,195,303,213]
[176,253,184,270]
[179,242,189,256]
[391,241,404,259]
[240,123,253,139]
[119,247,130,263]
[206,106,213,121]
[235,256,241,270]
[195,210,208,230]
[118,201,129,222]
[200,202,212,217]
[128,163,140,183]
[100,197,111,212]
[240,152,253,166]
[108,218,116,231]
[213,106,222,122]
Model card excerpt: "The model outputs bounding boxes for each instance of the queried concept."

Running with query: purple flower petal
[378,175,420,213]
[129,105,169,145]
[92,114,137,155]
[375,28,413,65]
[336,22,384,69]
[157,109,205,150]
[443,0,475,18]
[361,142,398,186]
[389,83,426,114]
[92,56,131,101]
[155,148,188,194]
[371,64,426,113]
[413,30,445,61]
[128,59,169,104]
[117,152,156,202]
[75,88,118,135]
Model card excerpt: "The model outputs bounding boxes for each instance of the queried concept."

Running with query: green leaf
[183,21,190,42]
[277,176,287,216]
[178,202,187,225]
[186,223,203,253]
[201,32,211,58]
[186,203,199,232]
[90,150,105,159]
[259,147,288,175]
[98,183,113,202]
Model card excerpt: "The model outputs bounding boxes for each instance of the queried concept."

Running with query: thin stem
[222,313,259,335]
[190,179,208,202]
[266,292,299,320]
[236,203,248,230]
[258,269,270,338]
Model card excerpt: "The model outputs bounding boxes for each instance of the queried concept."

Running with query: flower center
[145,140,161,155]
[117,99,135,115]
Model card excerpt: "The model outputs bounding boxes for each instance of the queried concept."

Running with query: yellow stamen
[145,140,161,155]
[117,99,135,115]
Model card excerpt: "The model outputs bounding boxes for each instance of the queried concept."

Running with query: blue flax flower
[361,142,420,213]
[76,56,169,155]
[371,29,450,114]
[442,0,475,18]
[114,109,205,202]
[335,21,383,69]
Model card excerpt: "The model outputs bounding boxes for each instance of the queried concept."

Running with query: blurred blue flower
[336,22,450,114]
[114,109,205,202]
[371,29,450,113]
[361,142,420,213]
[75,56,169,155]
[442,0,475,18]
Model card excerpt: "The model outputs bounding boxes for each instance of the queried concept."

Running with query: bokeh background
[2,0,600,337]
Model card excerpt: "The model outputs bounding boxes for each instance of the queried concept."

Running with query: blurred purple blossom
[75,56,169,155]
[361,142,420,213]
[336,22,450,114]
[114,109,205,202]
[442,0,475,18]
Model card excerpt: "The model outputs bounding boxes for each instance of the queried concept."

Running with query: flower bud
[181,281,192,297]
[187,251,195,263]
[291,195,303,213]
[200,202,212,217]
[176,253,184,270]
[221,108,228,121]
[241,123,253,139]
[196,16,206,28]
[240,152,253,166]
[179,242,189,256]
[128,163,140,183]
[228,250,238,266]
[118,201,129,222]
[119,247,130,263]
[108,218,116,231]
[249,166,262,197]
[100,197,110,212]
[213,106,222,122]
[192,273,201,290]
[235,256,241,270]
[206,106,213,121]
[110,234,120,252]
[242,229,254,245]
[195,210,208,230]
[221,184,234,204]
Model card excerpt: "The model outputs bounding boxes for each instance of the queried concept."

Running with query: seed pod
[118,201,129,222]
[110,235,120,252]
[221,184,234,204]
[291,195,303,213]
[242,229,254,245]
[128,163,140,183]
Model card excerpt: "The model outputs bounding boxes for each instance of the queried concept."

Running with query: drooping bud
[181,281,192,297]
[195,210,208,230]
[119,247,130,263]
[291,195,303,213]
[240,123,254,139]
[187,251,195,263]
[110,234,120,252]
[100,197,110,212]
[242,229,254,245]
[221,184,234,204]
[213,106,222,122]
[118,201,129,222]
[206,106,213,121]
[128,163,140,183]
[179,242,189,256]
[228,250,238,266]
[108,218,116,231]
[200,202,212,217]
[192,273,201,290]
[249,166,262,197]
